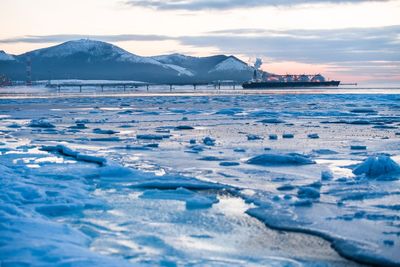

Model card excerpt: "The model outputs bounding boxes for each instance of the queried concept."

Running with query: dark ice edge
[245,207,399,267]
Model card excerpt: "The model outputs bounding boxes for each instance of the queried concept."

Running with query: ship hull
[242,81,340,89]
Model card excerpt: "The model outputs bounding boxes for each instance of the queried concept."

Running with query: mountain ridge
[0,39,253,83]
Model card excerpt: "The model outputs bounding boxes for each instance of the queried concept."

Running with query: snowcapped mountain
[25,39,162,65]
[0,40,253,82]
[152,53,253,81]
[0,51,15,61]
[209,56,252,73]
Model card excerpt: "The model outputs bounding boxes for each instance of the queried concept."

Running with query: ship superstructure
[242,61,340,89]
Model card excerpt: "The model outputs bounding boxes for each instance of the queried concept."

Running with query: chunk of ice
[269,134,278,140]
[247,153,315,166]
[282,133,294,139]
[137,134,165,140]
[307,133,319,139]
[297,187,320,199]
[175,125,194,130]
[321,170,334,181]
[351,145,367,150]
[28,119,55,128]
[353,155,400,178]
[247,134,262,141]
[93,128,119,134]
[258,118,285,124]
[185,195,219,210]
[203,137,215,146]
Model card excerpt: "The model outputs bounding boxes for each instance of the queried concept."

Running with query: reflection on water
[316,159,359,177]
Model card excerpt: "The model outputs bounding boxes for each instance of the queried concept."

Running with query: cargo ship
[242,71,340,89]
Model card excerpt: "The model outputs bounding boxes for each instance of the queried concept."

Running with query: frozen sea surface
[0,92,399,266]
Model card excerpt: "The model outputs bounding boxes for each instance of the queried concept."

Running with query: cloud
[181,25,400,63]
[1,26,399,65]
[125,0,390,11]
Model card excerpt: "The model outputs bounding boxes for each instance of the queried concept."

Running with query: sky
[1,0,399,83]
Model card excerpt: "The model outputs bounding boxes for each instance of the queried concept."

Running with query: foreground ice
[0,92,399,266]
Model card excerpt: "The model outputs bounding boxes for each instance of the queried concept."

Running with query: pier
[46,80,241,93]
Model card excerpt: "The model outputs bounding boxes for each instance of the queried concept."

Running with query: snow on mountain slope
[152,53,195,65]
[163,64,194,76]
[20,39,194,76]
[209,57,252,72]
[27,39,163,65]
[0,50,15,61]
[2,40,252,80]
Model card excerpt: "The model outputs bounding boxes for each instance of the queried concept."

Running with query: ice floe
[258,118,286,124]
[28,119,55,128]
[247,153,315,166]
[137,134,166,140]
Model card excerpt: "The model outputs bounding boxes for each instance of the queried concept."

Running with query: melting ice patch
[139,188,219,210]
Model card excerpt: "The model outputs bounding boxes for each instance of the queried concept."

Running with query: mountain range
[0,39,254,83]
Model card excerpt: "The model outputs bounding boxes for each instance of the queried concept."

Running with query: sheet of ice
[1,92,399,266]
[0,160,134,266]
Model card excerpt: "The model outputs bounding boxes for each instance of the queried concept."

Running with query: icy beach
[1,90,399,266]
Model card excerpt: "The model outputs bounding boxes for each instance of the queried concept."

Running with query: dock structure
[48,81,146,92]
[47,80,241,93]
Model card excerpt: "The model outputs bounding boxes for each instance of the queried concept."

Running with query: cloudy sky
[1,0,399,83]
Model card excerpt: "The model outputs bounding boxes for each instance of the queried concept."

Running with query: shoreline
[1,87,400,100]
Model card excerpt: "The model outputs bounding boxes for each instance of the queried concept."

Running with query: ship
[242,70,340,89]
